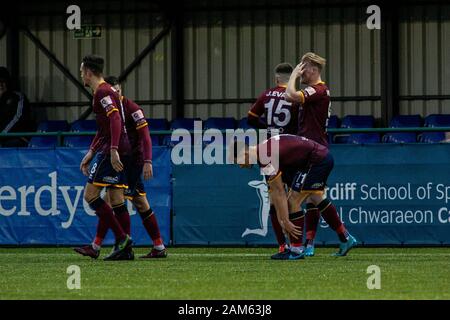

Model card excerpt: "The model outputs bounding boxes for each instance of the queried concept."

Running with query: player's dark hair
[82,54,104,75]
[274,63,293,75]
[104,76,120,86]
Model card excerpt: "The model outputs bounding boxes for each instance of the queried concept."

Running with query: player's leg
[73,183,105,259]
[269,204,289,253]
[109,187,131,237]
[284,188,310,259]
[77,183,130,258]
[270,170,302,260]
[92,191,112,251]
[103,186,134,260]
[307,153,357,256]
[84,191,111,255]
[304,197,320,256]
[132,195,167,258]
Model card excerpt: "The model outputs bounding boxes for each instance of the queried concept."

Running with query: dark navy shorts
[88,152,129,189]
[124,162,146,200]
[290,152,334,192]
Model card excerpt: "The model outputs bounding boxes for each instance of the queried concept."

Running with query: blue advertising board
[1,144,450,246]
[173,144,450,245]
[0,147,171,246]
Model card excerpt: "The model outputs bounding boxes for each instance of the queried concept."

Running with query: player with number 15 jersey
[247,63,299,136]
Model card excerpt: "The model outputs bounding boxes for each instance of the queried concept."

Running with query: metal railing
[1,127,450,147]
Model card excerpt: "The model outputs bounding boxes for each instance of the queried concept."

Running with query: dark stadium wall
[6,0,450,123]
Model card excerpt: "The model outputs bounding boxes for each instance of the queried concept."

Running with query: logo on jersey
[311,182,325,189]
[132,110,145,122]
[304,86,316,97]
[100,96,114,109]
[102,176,119,184]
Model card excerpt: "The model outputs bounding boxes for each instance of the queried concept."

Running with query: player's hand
[281,219,302,238]
[110,148,124,172]
[143,162,153,180]
[80,149,94,176]
[294,63,306,77]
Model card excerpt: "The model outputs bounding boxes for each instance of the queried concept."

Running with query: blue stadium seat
[237,117,252,130]
[383,115,422,143]
[204,117,236,130]
[424,114,450,127]
[29,137,59,148]
[202,118,236,146]
[327,115,340,128]
[347,133,380,144]
[151,135,160,146]
[418,132,445,143]
[147,118,169,131]
[383,133,417,143]
[341,115,375,128]
[390,115,423,128]
[64,120,96,148]
[170,118,202,130]
[163,118,202,146]
[147,118,169,146]
[63,136,92,148]
[71,120,97,132]
[37,120,70,132]
[29,120,70,148]
[327,115,340,144]
[336,115,375,144]
[422,115,450,143]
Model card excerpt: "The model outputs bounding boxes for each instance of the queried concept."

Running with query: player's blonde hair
[301,52,326,71]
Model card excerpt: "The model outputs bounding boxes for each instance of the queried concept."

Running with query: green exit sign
[74,25,103,39]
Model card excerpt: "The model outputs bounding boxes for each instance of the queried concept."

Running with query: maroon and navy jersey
[121,96,150,165]
[297,82,331,147]
[257,134,328,182]
[91,82,130,155]
[248,86,299,135]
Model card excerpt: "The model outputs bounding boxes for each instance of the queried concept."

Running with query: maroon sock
[269,205,286,246]
[288,211,305,247]
[88,197,126,242]
[318,199,349,242]
[305,203,320,246]
[139,209,163,245]
[94,218,109,246]
[113,203,131,236]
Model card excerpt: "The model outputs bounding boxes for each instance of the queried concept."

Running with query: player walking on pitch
[77,55,133,260]
[75,76,167,259]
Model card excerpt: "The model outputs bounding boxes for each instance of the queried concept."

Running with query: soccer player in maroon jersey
[232,134,330,260]
[286,52,357,256]
[247,63,300,258]
[76,55,133,260]
[75,77,168,259]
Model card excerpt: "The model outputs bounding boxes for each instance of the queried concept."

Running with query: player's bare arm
[285,63,305,103]
[80,149,94,176]
[110,147,123,172]
[268,175,302,237]
[143,161,153,180]
[108,108,124,172]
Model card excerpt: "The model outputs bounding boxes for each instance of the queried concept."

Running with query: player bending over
[75,77,167,259]
[232,134,357,260]
[76,54,133,260]
[247,62,300,259]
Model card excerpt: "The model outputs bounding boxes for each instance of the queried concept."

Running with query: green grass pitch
[1,247,449,300]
